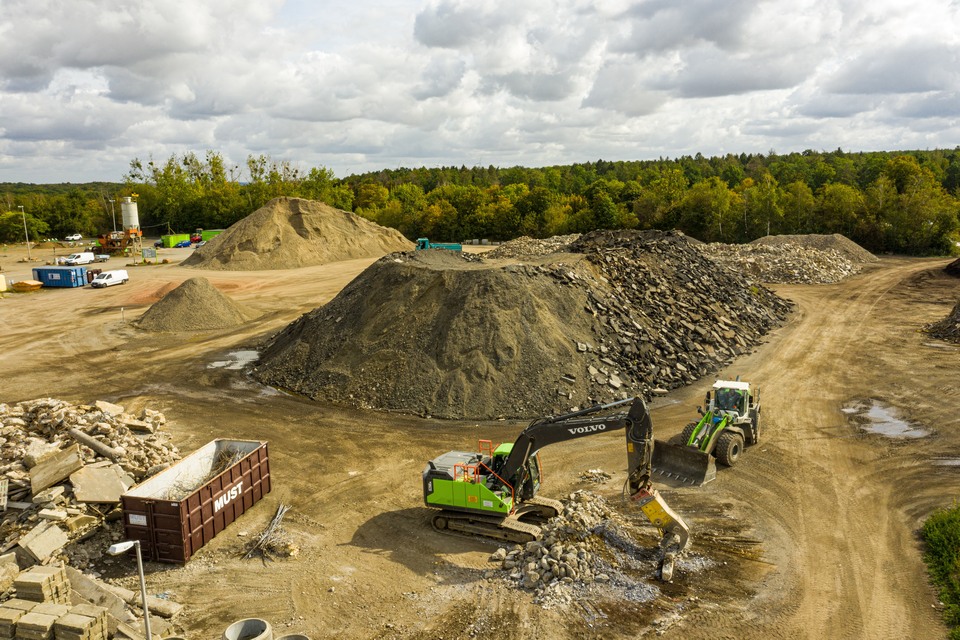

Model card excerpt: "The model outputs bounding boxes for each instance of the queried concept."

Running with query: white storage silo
[120,196,140,231]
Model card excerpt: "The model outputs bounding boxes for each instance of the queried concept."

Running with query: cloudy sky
[1,0,958,184]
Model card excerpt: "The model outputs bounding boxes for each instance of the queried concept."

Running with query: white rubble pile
[699,243,862,284]
[485,234,581,259]
[492,491,659,609]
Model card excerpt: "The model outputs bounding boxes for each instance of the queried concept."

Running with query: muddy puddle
[208,349,260,370]
[843,400,929,438]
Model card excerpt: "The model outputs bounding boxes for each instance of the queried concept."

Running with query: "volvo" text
[567,424,607,435]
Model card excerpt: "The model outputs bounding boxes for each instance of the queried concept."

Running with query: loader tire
[715,432,744,467]
[679,422,698,447]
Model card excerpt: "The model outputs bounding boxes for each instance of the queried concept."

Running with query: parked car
[90,270,129,288]
[63,252,95,265]
[65,233,82,241]
[174,240,192,248]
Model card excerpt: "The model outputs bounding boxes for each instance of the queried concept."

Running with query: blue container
[32,266,87,288]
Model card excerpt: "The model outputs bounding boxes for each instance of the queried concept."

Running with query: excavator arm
[497,397,690,579]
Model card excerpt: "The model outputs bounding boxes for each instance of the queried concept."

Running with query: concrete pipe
[223,619,273,640]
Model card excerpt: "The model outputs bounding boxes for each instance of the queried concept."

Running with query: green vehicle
[422,397,691,580]
[653,379,761,485]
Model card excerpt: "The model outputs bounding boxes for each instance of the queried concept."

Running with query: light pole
[17,206,30,261]
[109,200,117,233]
[107,540,152,640]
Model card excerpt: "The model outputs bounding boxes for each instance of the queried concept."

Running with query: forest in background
[3,147,959,255]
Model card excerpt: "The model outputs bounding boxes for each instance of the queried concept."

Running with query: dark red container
[121,439,271,563]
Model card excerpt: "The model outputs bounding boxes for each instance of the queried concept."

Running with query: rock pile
[491,491,659,608]
[182,197,413,270]
[485,235,580,259]
[136,277,257,332]
[945,258,960,277]
[751,233,877,264]
[254,230,792,419]
[926,300,960,343]
[0,398,181,564]
[698,243,862,283]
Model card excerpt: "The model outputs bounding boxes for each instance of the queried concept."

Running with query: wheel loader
[652,379,761,485]
[422,397,690,580]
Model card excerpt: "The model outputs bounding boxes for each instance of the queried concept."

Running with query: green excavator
[422,397,691,579]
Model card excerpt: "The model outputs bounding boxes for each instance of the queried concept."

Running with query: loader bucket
[652,439,717,486]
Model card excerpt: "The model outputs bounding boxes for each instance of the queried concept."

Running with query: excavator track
[432,510,544,544]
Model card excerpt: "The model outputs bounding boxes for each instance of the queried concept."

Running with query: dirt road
[0,244,955,639]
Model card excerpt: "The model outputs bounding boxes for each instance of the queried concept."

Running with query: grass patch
[922,503,960,639]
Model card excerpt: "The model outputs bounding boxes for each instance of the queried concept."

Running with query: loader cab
[491,442,542,501]
[711,380,751,417]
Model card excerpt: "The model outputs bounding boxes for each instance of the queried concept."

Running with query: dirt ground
[1,242,957,639]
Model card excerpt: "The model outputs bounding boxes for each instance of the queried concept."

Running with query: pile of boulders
[489,491,659,608]
[0,398,181,565]
[698,243,862,284]
[485,235,580,259]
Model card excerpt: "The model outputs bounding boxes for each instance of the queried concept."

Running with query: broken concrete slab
[18,521,69,563]
[101,583,183,619]
[64,515,99,533]
[118,417,154,434]
[69,465,128,504]
[66,570,129,625]
[30,444,83,495]
[94,401,124,416]
[31,486,65,505]
[38,509,68,521]
[23,440,61,470]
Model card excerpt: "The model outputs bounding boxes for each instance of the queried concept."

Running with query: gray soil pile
[699,243,861,284]
[486,234,581,259]
[751,234,877,264]
[182,197,413,271]
[927,300,960,342]
[137,277,257,332]
[253,230,792,419]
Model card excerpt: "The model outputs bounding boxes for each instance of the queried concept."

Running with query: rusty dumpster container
[121,439,271,563]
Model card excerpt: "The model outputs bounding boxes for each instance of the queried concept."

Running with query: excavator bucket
[652,439,717,486]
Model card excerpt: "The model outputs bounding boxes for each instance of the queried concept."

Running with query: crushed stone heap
[136,277,256,332]
[751,233,877,264]
[698,243,861,284]
[182,197,413,270]
[927,300,960,343]
[253,229,792,419]
[485,234,581,259]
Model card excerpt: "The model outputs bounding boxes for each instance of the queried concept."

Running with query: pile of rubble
[485,235,580,259]
[489,491,660,608]
[926,300,960,343]
[0,398,185,637]
[750,233,878,264]
[698,243,862,283]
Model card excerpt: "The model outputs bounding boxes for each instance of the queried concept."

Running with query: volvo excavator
[422,397,690,579]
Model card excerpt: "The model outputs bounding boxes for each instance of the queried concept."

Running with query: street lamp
[107,540,152,640]
[17,206,30,261]
[109,200,117,233]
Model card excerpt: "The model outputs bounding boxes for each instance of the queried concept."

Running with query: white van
[64,252,95,265]
[90,270,129,288]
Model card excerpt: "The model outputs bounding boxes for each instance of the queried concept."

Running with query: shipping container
[160,234,191,248]
[32,266,87,288]
[201,229,225,242]
[121,439,271,563]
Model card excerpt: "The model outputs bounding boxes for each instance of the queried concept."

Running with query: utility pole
[18,205,31,261]
[110,200,117,233]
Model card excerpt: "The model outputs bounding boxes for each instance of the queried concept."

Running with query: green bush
[922,504,960,635]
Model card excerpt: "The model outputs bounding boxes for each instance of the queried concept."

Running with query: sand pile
[183,197,413,271]
[926,300,960,343]
[751,234,877,264]
[137,277,257,331]
[253,230,791,419]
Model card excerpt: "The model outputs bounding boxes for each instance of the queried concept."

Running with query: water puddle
[208,349,260,370]
[933,458,960,467]
[843,400,929,439]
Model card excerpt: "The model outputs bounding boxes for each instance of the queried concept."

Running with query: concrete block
[64,570,127,623]
[37,510,67,522]
[17,522,69,563]
[63,516,98,534]
[68,466,127,504]
[23,441,61,470]
[93,401,123,416]
[118,418,154,434]
[31,487,64,506]
[30,446,83,496]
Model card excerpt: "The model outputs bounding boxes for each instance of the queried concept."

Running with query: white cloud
[0,0,958,183]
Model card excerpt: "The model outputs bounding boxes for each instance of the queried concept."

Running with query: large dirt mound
[751,234,877,264]
[137,277,257,332]
[945,257,960,276]
[927,300,960,343]
[182,197,413,270]
[253,230,792,419]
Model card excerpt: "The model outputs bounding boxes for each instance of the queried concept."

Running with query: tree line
[3,148,959,255]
